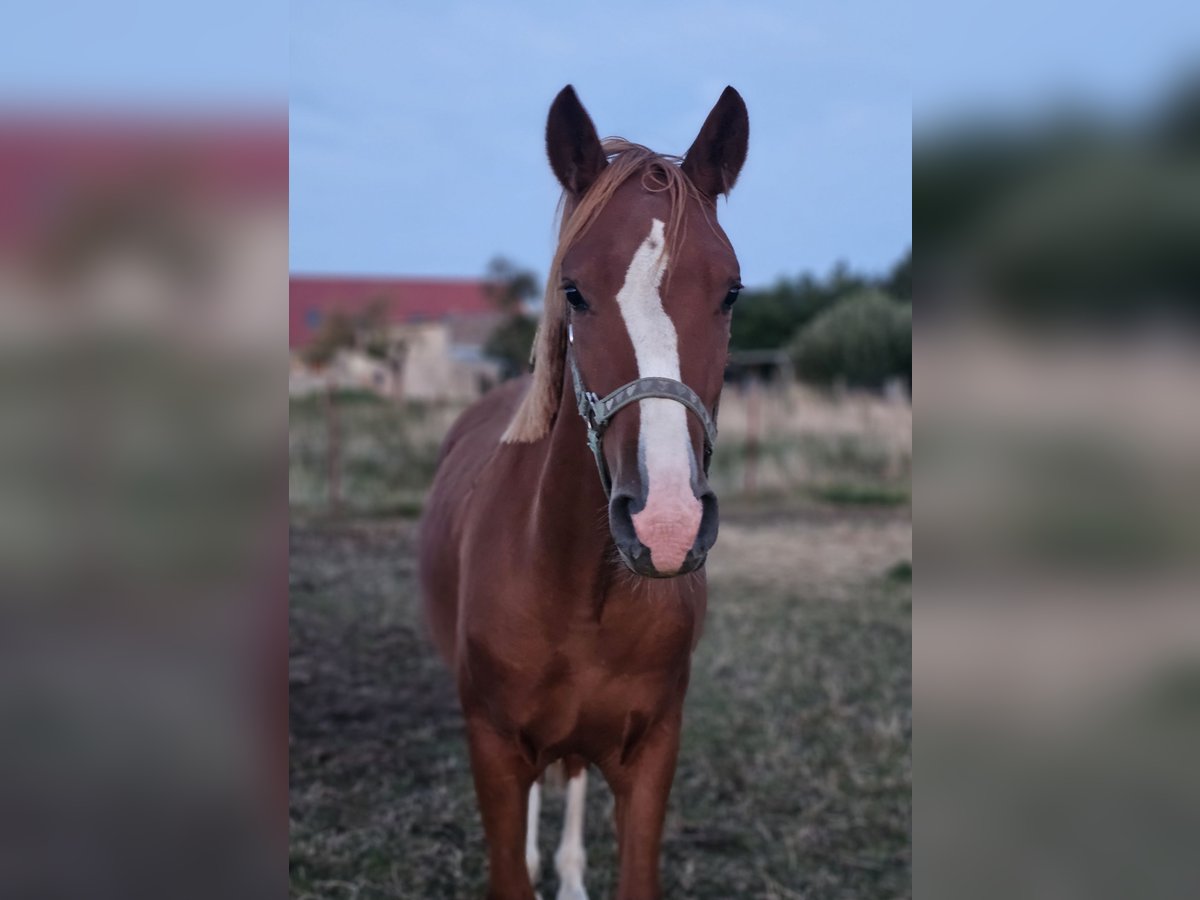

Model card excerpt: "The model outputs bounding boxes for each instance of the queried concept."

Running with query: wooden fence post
[323,385,342,516]
[744,379,761,498]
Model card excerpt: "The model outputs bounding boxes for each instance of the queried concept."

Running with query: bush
[731,263,873,351]
[790,290,910,389]
[729,252,912,352]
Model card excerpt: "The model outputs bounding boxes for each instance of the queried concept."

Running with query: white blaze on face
[614,218,703,573]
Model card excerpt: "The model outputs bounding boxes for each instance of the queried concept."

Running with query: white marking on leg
[614,218,702,573]
[526,781,542,887]
[555,770,589,900]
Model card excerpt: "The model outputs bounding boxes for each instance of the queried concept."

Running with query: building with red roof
[288,274,513,402]
[289,275,499,349]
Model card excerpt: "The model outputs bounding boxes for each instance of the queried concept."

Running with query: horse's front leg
[605,711,683,900]
[465,714,539,900]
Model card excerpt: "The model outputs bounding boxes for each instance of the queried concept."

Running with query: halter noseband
[567,322,718,498]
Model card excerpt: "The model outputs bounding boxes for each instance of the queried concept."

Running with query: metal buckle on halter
[583,393,603,436]
[567,320,717,497]
[571,326,602,429]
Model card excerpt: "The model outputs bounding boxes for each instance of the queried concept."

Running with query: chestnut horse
[419,85,748,900]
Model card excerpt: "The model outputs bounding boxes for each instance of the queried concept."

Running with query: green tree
[482,257,542,379]
[303,311,356,367]
[302,301,393,367]
[731,261,880,352]
[885,247,912,301]
[789,290,910,389]
[484,315,540,380]
[484,256,540,314]
[358,298,392,360]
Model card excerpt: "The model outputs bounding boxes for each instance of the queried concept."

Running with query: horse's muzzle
[616,542,709,578]
[609,489,719,578]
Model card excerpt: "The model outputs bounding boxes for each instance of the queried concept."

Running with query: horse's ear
[546,85,608,196]
[681,86,749,200]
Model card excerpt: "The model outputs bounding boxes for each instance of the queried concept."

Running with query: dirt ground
[289,501,911,899]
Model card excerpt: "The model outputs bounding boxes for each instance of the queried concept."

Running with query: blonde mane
[501,139,705,443]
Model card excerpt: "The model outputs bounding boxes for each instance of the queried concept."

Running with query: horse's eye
[722,284,743,311]
[564,286,589,311]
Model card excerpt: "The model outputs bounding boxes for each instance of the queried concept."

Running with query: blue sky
[5,1,1194,286]
[289,1,912,285]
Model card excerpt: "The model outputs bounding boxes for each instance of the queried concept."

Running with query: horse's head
[543,85,749,578]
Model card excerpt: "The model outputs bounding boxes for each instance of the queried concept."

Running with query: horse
[419,84,748,900]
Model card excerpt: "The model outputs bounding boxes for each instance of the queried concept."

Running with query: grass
[288,390,912,896]
[289,389,912,521]
[289,504,911,899]
[289,396,460,518]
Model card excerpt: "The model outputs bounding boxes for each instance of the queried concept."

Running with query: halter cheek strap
[567,323,718,498]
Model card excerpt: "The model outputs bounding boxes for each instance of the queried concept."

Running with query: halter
[567,322,718,498]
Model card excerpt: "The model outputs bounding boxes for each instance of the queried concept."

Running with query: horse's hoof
[556,884,588,900]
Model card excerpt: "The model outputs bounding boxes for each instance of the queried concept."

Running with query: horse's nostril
[694,490,720,555]
[608,491,639,538]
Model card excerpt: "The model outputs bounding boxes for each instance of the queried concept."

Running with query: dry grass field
[289,388,911,899]
[289,386,911,518]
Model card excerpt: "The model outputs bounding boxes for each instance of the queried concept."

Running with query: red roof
[289,276,498,348]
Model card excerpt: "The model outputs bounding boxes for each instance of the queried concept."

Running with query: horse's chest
[534,653,685,759]
[461,604,696,752]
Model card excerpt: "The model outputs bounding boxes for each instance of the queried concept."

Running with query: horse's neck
[527,379,613,573]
